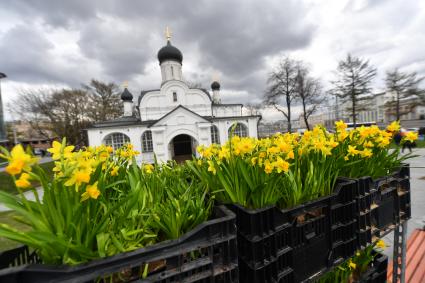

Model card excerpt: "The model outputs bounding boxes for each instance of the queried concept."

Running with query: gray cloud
[1,0,315,92]
[1,0,424,117]
[0,25,59,83]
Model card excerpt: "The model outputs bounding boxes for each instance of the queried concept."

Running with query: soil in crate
[0,205,238,283]
[228,178,358,283]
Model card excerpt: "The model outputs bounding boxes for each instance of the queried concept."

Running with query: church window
[173,92,177,102]
[142,130,153,152]
[211,125,220,144]
[171,66,174,77]
[103,133,130,150]
[228,123,248,138]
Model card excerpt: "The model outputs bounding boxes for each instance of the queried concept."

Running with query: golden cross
[212,72,220,82]
[123,81,128,88]
[165,26,172,41]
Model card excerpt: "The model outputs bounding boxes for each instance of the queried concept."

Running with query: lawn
[0,210,31,251]
[0,162,54,252]
[0,161,55,195]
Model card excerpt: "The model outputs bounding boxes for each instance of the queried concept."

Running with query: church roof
[89,116,145,128]
[157,41,183,64]
[121,88,133,101]
[211,81,220,90]
[150,105,211,127]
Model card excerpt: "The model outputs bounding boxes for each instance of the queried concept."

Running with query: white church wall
[212,105,242,117]
[139,82,212,121]
[87,126,145,158]
[160,61,183,81]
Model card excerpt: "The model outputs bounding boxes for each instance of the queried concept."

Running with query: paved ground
[383,148,425,259]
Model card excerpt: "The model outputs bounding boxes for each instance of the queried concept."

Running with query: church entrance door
[170,134,196,163]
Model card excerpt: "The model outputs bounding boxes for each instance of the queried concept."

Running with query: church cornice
[150,105,211,127]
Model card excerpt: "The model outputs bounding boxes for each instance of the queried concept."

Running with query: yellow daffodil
[207,160,216,175]
[335,120,347,131]
[287,150,295,159]
[81,182,100,202]
[64,169,91,187]
[273,157,290,173]
[236,138,255,155]
[360,148,373,158]
[218,146,229,160]
[386,121,400,133]
[6,160,25,176]
[5,144,38,175]
[98,151,109,162]
[376,239,386,249]
[143,164,154,174]
[404,131,418,143]
[264,160,273,174]
[337,130,349,142]
[349,260,356,270]
[267,146,279,155]
[15,173,31,189]
[110,166,119,176]
[347,145,359,156]
[48,140,74,160]
[363,140,374,148]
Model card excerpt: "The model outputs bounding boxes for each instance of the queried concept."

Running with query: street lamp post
[0,72,7,143]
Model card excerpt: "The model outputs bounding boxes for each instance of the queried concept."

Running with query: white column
[151,126,167,162]
[123,101,133,116]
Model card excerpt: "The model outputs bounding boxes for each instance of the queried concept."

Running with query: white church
[87,35,261,163]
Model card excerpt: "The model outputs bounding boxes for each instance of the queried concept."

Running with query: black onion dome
[121,88,133,101]
[211,81,220,90]
[157,41,183,64]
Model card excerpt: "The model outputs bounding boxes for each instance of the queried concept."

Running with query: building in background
[87,33,261,163]
[303,92,425,130]
[4,120,56,151]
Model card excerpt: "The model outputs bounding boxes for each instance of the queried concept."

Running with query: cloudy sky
[1,0,424,120]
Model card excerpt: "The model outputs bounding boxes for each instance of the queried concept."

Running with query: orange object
[387,229,425,282]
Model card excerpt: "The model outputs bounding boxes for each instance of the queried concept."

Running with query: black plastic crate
[238,251,293,283]
[0,205,238,283]
[348,164,411,246]
[228,178,358,283]
[358,252,388,283]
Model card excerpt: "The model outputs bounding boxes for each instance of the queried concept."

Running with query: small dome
[211,81,220,90]
[121,88,133,101]
[157,41,183,64]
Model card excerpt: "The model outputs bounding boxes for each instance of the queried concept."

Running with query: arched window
[211,125,220,144]
[141,131,153,152]
[228,123,248,138]
[103,133,130,150]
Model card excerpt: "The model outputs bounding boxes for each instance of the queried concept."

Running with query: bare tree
[83,79,122,121]
[264,57,298,132]
[10,88,91,145]
[331,54,377,127]
[9,79,123,145]
[244,103,262,115]
[295,65,323,130]
[385,68,424,120]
